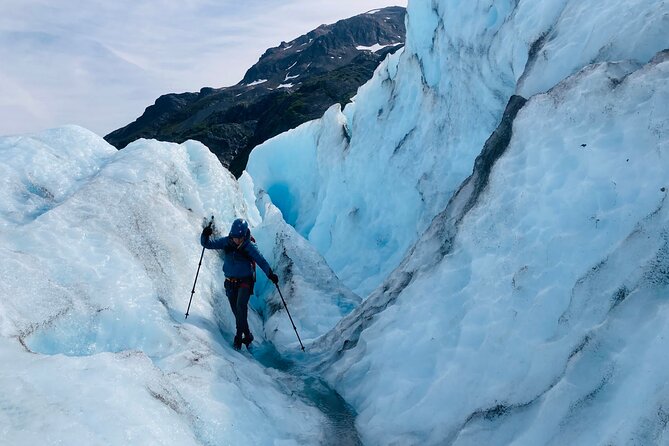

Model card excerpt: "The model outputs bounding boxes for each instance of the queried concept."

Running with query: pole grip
[185,215,215,319]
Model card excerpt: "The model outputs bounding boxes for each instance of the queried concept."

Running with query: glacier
[1,0,669,445]
[309,53,669,445]
[247,0,668,297]
[0,127,354,444]
[245,0,669,444]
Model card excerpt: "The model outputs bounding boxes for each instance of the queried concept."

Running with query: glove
[202,226,213,238]
[268,271,279,284]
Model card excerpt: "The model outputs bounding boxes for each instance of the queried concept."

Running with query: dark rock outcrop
[105,7,406,177]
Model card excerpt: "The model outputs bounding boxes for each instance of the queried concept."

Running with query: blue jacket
[201,231,272,280]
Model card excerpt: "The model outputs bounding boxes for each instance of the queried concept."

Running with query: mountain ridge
[105,6,406,177]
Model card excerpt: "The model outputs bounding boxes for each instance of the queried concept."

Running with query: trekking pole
[185,216,214,319]
[275,283,305,351]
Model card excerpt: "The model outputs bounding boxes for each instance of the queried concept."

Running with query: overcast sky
[0,1,406,137]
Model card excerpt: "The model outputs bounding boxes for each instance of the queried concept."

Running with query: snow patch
[245,79,267,86]
[357,43,402,53]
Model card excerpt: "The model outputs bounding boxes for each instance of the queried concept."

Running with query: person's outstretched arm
[243,241,278,283]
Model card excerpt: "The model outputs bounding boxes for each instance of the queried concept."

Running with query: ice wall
[247,0,669,444]
[0,126,326,444]
[317,51,669,445]
[243,187,362,352]
[247,0,668,297]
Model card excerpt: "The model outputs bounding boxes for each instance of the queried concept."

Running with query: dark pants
[224,279,252,338]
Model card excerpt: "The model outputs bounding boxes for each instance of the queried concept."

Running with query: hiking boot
[242,332,254,347]
[233,335,243,351]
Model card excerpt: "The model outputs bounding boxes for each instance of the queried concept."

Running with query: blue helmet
[229,218,249,238]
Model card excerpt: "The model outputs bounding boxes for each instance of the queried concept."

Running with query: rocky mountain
[104,6,405,177]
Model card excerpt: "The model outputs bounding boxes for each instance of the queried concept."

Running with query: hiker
[201,218,279,350]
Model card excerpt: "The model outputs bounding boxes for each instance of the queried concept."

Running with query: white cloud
[0,0,407,136]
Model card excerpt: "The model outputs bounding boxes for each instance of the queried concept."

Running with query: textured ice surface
[318,52,669,446]
[248,191,361,352]
[246,0,669,444]
[0,127,326,445]
[2,0,669,444]
[247,0,669,298]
